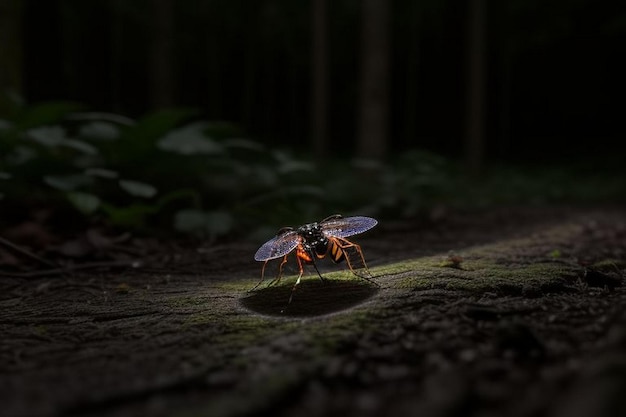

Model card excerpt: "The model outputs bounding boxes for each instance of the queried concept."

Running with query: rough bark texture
[1,207,625,417]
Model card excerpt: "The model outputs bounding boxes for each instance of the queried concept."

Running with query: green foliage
[1,102,624,240]
[0,102,329,238]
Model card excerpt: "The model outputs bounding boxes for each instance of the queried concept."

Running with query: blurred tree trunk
[109,0,124,113]
[357,0,389,161]
[149,0,175,108]
[499,50,512,159]
[311,0,329,158]
[0,0,22,114]
[403,2,420,149]
[465,0,486,176]
[206,9,221,119]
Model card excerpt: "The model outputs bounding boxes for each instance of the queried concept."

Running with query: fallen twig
[0,236,60,269]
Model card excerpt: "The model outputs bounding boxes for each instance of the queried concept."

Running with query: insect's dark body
[296,222,344,264]
[299,222,327,254]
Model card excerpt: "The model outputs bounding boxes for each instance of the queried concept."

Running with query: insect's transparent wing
[254,230,301,261]
[321,216,378,238]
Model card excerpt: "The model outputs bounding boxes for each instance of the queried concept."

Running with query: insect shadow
[240,277,380,317]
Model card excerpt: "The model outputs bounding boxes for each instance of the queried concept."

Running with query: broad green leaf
[85,168,119,179]
[27,126,98,154]
[78,121,121,141]
[61,138,98,155]
[272,150,314,174]
[277,160,314,174]
[131,108,198,143]
[26,126,66,145]
[66,191,101,214]
[67,112,135,126]
[119,179,158,198]
[157,122,222,155]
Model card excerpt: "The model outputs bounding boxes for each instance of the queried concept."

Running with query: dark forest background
[0,0,625,239]
[4,0,624,159]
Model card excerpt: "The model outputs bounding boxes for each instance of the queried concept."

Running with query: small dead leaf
[55,237,94,258]
[115,283,131,294]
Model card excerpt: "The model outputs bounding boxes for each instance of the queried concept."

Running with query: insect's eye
[276,226,294,236]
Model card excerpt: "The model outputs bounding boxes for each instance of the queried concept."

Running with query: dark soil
[1,205,625,417]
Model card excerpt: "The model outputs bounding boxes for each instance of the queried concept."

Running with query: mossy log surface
[1,207,625,417]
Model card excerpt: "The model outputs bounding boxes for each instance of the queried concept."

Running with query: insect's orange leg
[251,254,290,291]
[268,254,289,287]
[278,255,289,277]
[334,238,377,284]
[286,252,306,306]
[251,260,271,291]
